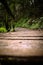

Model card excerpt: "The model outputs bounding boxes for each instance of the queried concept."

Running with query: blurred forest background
[0,0,43,32]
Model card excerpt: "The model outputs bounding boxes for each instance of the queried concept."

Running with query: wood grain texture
[0,29,43,56]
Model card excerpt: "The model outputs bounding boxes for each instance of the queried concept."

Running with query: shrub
[0,27,7,33]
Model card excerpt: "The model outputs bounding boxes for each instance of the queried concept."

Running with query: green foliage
[30,22,40,29]
[15,17,43,29]
[0,0,43,32]
[15,17,28,27]
[0,27,7,33]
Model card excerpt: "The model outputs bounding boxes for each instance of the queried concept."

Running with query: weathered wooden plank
[0,30,43,37]
[0,36,43,40]
[0,40,43,56]
[0,30,43,57]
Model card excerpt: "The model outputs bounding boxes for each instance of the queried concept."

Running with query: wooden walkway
[0,29,43,57]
